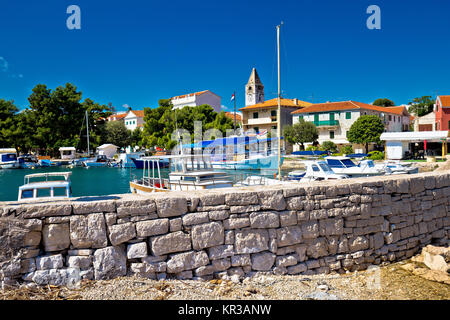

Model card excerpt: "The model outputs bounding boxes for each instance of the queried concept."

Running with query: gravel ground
[1,260,449,300]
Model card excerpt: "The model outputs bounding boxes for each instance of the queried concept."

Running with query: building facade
[435,95,450,131]
[291,101,411,151]
[170,90,221,113]
[124,110,145,131]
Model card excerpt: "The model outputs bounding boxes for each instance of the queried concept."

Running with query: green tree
[340,145,353,155]
[104,121,130,148]
[347,115,385,153]
[320,141,338,153]
[373,98,395,107]
[129,128,143,148]
[205,111,234,134]
[0,99,19,148]
[408,96,434,116]
[283,119,319,151]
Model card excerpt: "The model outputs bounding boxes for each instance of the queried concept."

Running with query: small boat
[0,149,20,169]
[131,157,169,169]
[233,175,293,187]
[130,155,233,194]
[288,160,349,181]
[18,172,72,201]
[324,156,385,177]
[373,160,419,175]
[82,155,110,167]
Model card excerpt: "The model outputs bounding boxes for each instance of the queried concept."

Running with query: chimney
[293,98,298,105]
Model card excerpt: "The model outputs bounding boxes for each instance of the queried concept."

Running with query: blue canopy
[346,153,369,158]
[182,136,283,149]
[292,150,328,156]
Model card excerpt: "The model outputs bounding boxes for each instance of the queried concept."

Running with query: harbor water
[0,166,285,202]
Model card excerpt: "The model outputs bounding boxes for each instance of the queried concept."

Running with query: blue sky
[1,0,449,112]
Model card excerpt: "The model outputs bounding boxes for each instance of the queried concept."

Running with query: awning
[380,131,449,142]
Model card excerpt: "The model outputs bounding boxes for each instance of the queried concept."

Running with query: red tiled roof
[240,98,312,111]
[292,101,408,116]
[171,90,210,100]
[129,110,145,118]
[438,95,450,107]
[107,113,127,121]
[225,112,242,122]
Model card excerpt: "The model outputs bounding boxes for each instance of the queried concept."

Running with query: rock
[66,256,93,270]
[319,218,344,236]
[135,219,169,237]
[287,263,307,275]
[36,254,64,270]
[150,231,192,256]
[20,258,36,274]
[257,190,286,210]
[223,218,250,229]
[304,291,338,300]
[286,197,304,210]
[169,218,182,232]
[23,204,72,218]
[199,193,225,206]
[208,245,234,260]
[182,212,209,226]
[127,242,148,259]
[423,251,449,273]
[348,236,369,252]
[212,258,232,272]
[249,212,280,228]
[24,231,41,247]
[234,229,269,254]
[279,211,298,227]
[68,249,94,256]
[72,201,116,214]
[129,263,156,279]
[276,226,302,247]
[307,238,328,259]
[317,284,329,291]
[225,192,258,206]
[116,200,156,217]
[108,222,136,246]
[155,196,187,217]
[69,213,108,248]
[276,255,298,267]
[28,268,79,286]
[42,223,70,252]
[208,210,230,221]
[93,246,127,280]
[231,254,251,267]
[191,222,224,250]
[166,251,209,273]
[251,252,276,272]
[301,220,319,239]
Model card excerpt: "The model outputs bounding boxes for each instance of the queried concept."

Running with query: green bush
[340,145,353,155]
[368,151,384,160]
[306,145,318,151]
[319,141,338,153]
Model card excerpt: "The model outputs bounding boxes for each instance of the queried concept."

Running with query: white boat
[82,155,110,167]
[324,156,385,177]
[372,160,419,175]
[18,172,72,201]
[288,160,349,181]
[233,175,293,187]
[0,148,20,169]
[130,155,234,194]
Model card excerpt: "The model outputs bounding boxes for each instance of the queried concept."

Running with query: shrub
[368,151,384,160]
[306,145,318,151]
[340,145,353,155]
[320,141,338,153]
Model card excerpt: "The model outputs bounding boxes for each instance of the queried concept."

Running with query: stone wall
[0,171,449,287]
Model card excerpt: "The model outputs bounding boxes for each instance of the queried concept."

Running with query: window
[312,165,320,172]
[330,131,335,139]
[346,112,351,119]
[388,115,392,121]
[253,112,259,119]
[254,127,259,134]
[271,110,277,117]
[272,126,277,130]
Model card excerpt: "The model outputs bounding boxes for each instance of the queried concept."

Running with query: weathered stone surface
[208,210,229,221]
[155,197,187,217]
[93,246,127,280]
[208,245,234,260]
[300,220,319,239]
[36,254,64,270]
[42,223,70,252]
[23,219,43,231]
[24,231,41,247]
[150,231,192,256]
[306,238,328,259]
[212,258,231,272]
[258,191,286,210]
[23,204,72,219]
[225,192,258,206]
[287,263,307,275]
[116,200,156,217]
[68,249,94,256]
[26,268,80,286]
[229,205,261,214]
[199,193,225,206]
[286,197,304,210]
[20,258,36,274]
[279,211,297,227]
[234,229,269,254]
[182,212,209,226]
[249,212,280,228]
[136,219,169,237]
[191,222,224,250]
[223,218,250,229]
[169,218,182,232]
[108,222,136,246]
[166,251,209,273]
[66,255,92,270]
[72,201,115,214]
[251,252,276,271]
[69,213,107,249]
[348,236,369,252]
[276,226,302,247]
[231,254,251,266]
[127,242,148,259]
[319,218,344,236]
[276,254,298,267]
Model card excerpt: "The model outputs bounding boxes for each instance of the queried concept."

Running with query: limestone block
[279,211,297,227]
[208,210,229,221]
[23,204,72,219]
[182,212,209,226]
[36,254,64,270]
[231,254,251,267]
[66,255,93,270]
[169,218,182,232]
[229,205,261,214]
[155,196,187,217]
[93,246,127,280]
[69,213,108,249]
[276,226,302,247]
[287,263,307,275]
[166,251,209,273]
[300,220,319,239]
[108,222,136,246]
[276,254,298,267]
[72,201,115,214]
[42,223,70,252]
[150,231,192,256]
[127,242,148,259]
[306,238,328,259]
[191,222,224,250]
[223,217,250,229]
[251,252,276,271]
[212,258,232,272]
[24,231,41,247]
[258,190,286,211]
[207,244,234,260]
[348,236,369,252]
[286,197,304,210]
[249,211,280,228]
[234,229,269,254]
[319,218,344,236]
[199,193,225,206]
[225,192,258,206]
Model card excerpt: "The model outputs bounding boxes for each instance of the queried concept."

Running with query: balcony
[313,120,340,127]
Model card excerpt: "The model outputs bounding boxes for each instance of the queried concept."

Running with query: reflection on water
[0,166,286,202]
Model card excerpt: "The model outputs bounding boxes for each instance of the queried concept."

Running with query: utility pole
[233,91,236,131]
[277,22,283,181]
[85,110,90,157]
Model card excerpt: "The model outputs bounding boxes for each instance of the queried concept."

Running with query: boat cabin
[18,172,72,201]
[59,147,76,160]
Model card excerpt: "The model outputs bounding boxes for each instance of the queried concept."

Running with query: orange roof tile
[292,101,408,116]
[240,98,312,111]
[171,90,210,100]
[107,113,127,121]
[129,110,145,118]
[439,95,450,107]
[225,112,242,122]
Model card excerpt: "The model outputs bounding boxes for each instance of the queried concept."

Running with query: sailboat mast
[277,22,283,180]
[86,110,90,157]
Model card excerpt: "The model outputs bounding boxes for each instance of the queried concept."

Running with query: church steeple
[245,68,264,106]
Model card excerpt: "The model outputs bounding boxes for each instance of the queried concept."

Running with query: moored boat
[324,156,385,177]
[0,148,20,169]
[18,172,72,201]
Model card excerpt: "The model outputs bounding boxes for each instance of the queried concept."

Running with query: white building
[170,90,221,113]
[59,147,76,160]
[124,110,145,131]
[97,144,118,159]
[291,101,411,151]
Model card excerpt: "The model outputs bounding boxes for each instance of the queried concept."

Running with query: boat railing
[24,172,72,184]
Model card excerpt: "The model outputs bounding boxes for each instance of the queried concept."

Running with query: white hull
[0,161,20,169]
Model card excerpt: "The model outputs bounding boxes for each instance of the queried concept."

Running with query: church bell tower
[245,68,264,107]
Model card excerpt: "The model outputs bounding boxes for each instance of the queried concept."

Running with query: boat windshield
[318,162,334,173]
[170,155,213,173]
[1,153,17,161]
